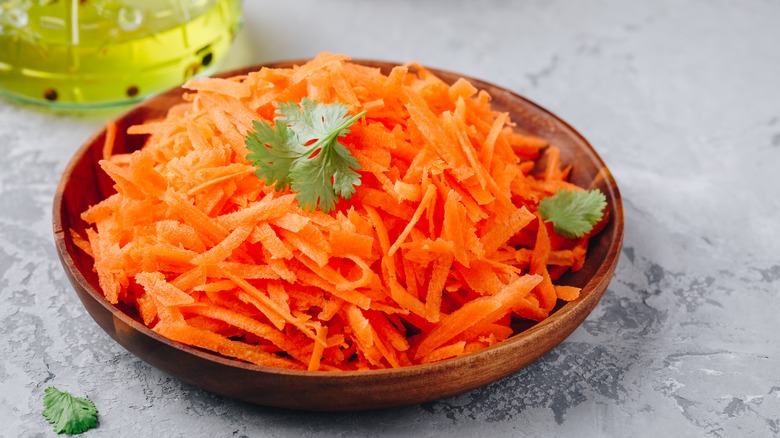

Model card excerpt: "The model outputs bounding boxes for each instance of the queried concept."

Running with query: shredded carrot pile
[75,53,602,370]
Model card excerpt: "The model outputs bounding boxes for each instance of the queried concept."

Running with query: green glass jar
[0,0,243,108]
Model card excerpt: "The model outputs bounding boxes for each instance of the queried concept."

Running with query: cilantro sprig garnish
[538,189,607,238]
[245,98,366,213]
[42,387,98,435]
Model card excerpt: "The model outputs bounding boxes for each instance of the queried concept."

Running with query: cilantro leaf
[245,98,365,212]
[277,98,349,145]
[245,119,307,192]
[538,189,607,238]
[42,387,98,435]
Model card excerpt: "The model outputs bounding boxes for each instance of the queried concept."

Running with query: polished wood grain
[52,60,624,411]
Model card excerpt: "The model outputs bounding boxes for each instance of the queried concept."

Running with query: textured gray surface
[2,0,780,436]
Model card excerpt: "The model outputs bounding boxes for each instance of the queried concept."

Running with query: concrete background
[1,0,779,436]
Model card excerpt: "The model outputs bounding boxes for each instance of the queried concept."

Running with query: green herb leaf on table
[245,97,366,213]
[42,387,98,435]
[538,189,607,238]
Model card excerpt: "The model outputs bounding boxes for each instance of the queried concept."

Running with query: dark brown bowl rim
[52,58,624,382]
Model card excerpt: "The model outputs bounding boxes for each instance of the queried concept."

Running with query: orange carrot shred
[554,285,581,301]
[425,254,453,322]
[308,324,328,371]
[135,272,195,307]
[388,184,436,256]
[421,341,466,364]
[102,121,117,161]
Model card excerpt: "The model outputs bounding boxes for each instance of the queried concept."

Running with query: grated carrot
[75,53,604,370]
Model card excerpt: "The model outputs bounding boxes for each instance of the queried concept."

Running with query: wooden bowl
[53,60,624,411]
